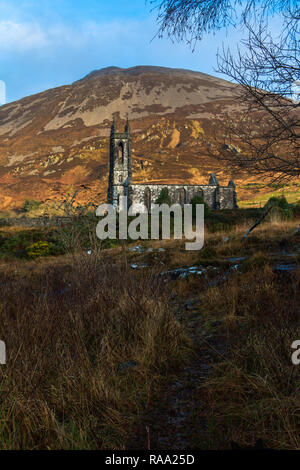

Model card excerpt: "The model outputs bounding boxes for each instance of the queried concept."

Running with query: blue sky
[0,0,275,103]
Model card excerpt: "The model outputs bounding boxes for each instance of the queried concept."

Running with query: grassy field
[238,182,300,208]
[0,207,299,449]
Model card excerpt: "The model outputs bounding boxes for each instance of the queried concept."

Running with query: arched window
[128,186,134,206]
[144,187,151,212]
[197,188,204,199]
[179,188,186,207]
[118,142,124,162]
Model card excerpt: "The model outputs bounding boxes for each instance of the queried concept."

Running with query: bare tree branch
[214,14,300,180]
[149,0,298,43]
[150,0,300,180]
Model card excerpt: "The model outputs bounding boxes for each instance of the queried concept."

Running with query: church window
[118,142,124,163]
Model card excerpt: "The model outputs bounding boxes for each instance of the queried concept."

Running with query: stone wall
[129,184,236,210]
[0,216,72,228]
[215,186,237,210]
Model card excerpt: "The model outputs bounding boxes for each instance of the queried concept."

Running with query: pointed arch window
[179,188,186,206]
[144,187,151,212]
[197,188,204,199]
[118,142,124,163]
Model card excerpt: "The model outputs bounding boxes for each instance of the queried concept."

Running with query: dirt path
[127,294,227,450]
[126,242,300,450]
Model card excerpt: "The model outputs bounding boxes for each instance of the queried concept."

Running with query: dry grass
[129,218,300,270]
[151,217,300,449]
[0,254,189,449]
[196,266,300,449]
[0,213,300,449]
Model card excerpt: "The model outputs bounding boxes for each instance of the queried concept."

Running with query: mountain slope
[0,65,259,210]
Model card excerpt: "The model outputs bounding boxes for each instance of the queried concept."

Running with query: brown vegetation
[0,211,300,449]
[0,255,188,449]
[197,264,300,449]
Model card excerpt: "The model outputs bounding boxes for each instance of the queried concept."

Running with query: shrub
[23,199,42,213]
[293,201,300,218]
[155,188,172,206]
[26,240,57,258]
[190,195,210,218]
[0,229,45,258]
[47,190,101,255]
[264,195,294,220]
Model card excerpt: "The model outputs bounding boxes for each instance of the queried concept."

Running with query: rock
[161,265,214,280]
[131,263,149,269]
[273,263,298,273]
[230,264,240,271]
[128,245,144,253]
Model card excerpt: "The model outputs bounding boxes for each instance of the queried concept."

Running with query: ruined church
[107,119,238,210]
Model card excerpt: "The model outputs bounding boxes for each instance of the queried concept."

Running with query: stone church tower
[107,117,132,207]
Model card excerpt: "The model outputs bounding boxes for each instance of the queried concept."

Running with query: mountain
[0,65,255,211]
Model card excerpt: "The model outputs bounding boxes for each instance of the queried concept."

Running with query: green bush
[102,239,118,249]
[265,195,294,220]
[190,195,210,218]
[0,230,44,258]
[23,199,42,213]
[155,188,172,206]
[0,229,64,259]
[292,201,300,218]
[26,241,57,258]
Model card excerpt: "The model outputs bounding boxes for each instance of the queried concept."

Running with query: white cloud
[0,20,49,50]
[0,17,156,52]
